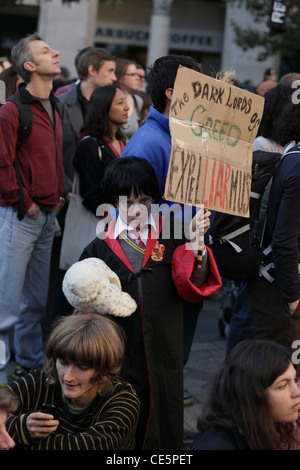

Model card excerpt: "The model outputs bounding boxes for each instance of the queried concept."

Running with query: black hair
[102,156,159,207]
[257,84,293,140]
[147,55,202,113]
[274,98,300,146]
[85,85,123,140]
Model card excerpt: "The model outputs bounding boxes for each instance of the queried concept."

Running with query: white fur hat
[62,258,137,317]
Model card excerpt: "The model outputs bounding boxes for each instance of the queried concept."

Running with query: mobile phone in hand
[41,403,59,420]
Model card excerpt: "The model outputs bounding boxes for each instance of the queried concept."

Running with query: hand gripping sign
[164,66,265,219]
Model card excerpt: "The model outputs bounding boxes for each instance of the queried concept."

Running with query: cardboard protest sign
[164,66,265,217]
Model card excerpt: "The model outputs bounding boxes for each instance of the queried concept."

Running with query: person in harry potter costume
[80,156,221,450]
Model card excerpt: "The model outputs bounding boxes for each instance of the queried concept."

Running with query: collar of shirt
[114,214,157,247]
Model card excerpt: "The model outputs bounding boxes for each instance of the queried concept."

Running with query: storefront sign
[95,22,222,52]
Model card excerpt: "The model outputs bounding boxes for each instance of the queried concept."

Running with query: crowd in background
[0,33,300,452]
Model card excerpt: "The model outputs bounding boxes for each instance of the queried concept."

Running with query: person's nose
[0,429,15,450]
[133,204,141,216]
[128,203,141,217]
[291,380,300,398]
[52,49,60,58]
[64,365,76,382]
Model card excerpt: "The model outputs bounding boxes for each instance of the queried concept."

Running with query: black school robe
[80,214,221,450]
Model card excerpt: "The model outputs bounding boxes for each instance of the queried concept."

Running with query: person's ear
[165,88,173,101]
[88,64,96,77]
[24,61,36,73]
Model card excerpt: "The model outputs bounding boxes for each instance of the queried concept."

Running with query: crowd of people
[0,32,300,452]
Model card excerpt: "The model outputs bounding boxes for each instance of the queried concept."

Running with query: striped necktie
[129,230,146,248]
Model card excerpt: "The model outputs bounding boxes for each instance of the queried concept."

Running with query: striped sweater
[5,370,140,450]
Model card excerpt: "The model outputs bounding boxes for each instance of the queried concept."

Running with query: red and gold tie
[130,230,146,248]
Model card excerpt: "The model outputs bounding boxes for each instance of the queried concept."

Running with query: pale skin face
[90,60,117,87]
[265,362,300,423]
[118,63,140,93]
[24,40,60,79]
[0,409,15,450]
[0,59,11,73]
[108,88,129,127]
[56,359,99,409]
[118,191,152,230]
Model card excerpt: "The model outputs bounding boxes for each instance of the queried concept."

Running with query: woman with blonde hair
[5,313,140,450]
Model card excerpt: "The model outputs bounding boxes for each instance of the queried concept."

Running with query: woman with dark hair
[191,339,300,450]
[73,85,129,215]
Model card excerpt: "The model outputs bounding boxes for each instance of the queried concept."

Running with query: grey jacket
[57,85,84,194]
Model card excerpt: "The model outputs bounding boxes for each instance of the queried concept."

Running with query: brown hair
[115,58,136,81]
[44,313,125,396]
[0,388,19,413]
[76,47,115,80]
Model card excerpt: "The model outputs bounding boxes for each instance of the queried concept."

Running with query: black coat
[73,135,123,215]
[191,426,249,450]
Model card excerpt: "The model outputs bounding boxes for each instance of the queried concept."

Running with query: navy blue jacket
[264,145,300,302]
[191,426,249,450]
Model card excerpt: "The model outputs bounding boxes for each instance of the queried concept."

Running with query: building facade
[0,0,278,87]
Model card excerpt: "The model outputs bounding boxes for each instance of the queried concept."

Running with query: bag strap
[98,144,102,161]
[6,94,33,221]
[81,135,102,161]
[71,171,80,196]
[282,140,300,158]
[72,137,102,197]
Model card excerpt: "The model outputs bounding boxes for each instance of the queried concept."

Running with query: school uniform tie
[129,230,146,248]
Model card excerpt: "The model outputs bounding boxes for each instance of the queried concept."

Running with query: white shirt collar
[114,214,157,245]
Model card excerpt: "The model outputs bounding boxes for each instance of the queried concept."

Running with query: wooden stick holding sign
[190,205,208,269]
[197,235,204,269]
[196,207,208,269]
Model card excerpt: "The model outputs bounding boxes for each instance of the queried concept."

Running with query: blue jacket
[121,105,171,206]
[121,105,195,220]
[264,145,300,302]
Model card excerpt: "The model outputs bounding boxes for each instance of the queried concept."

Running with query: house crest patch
[151,241,165,261]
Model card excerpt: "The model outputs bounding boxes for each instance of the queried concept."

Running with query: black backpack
[206,147,291,281]
[3,94,33,220]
